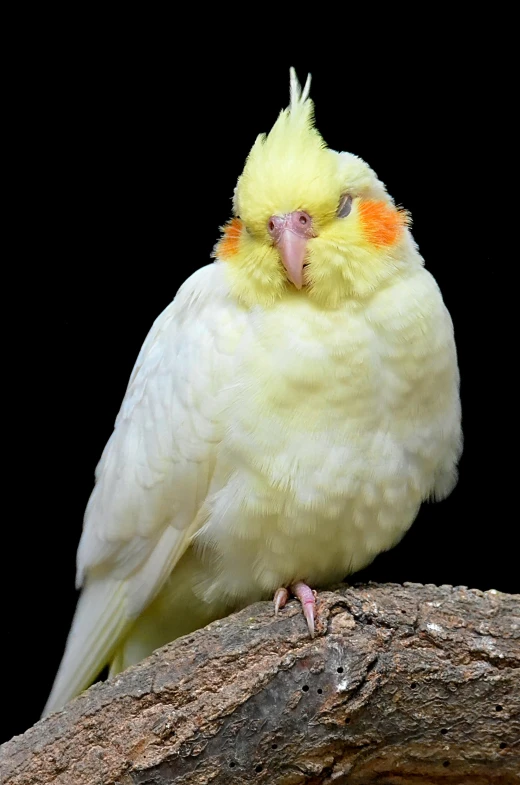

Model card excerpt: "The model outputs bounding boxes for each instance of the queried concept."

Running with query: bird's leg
[272,581,316,638]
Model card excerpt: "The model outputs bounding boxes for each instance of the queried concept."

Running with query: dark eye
[337,193,352,218]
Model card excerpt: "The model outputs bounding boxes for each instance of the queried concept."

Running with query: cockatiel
[43,69,462,716]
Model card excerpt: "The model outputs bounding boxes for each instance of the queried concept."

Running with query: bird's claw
[274,587,289,615]
[272,580,316,638]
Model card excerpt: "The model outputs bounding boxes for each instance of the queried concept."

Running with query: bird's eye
[337,193,353,218]
[299,215,308,225]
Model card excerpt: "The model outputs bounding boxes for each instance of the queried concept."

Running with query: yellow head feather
[215,69,414,310]
[234,69,343,234]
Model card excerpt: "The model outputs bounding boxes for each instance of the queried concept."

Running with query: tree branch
[2,583,519,784]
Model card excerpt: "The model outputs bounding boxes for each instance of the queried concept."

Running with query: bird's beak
[277,231,308,290]
[268,211,315,290]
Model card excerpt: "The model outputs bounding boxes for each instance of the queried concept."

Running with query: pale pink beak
[267,210,315,289]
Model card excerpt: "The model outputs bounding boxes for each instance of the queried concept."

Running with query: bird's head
[214,69,413,310]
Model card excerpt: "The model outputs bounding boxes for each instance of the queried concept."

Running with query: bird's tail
[42,578,129,717]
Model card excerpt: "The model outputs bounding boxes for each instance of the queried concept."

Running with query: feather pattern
[43,265,244,715]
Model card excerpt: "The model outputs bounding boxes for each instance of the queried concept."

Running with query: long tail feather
[42,579,128,716]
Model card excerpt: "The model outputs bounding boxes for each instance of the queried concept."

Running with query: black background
[4,34,513,745]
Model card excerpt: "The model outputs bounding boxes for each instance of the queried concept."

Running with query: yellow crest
[234,68,344,236]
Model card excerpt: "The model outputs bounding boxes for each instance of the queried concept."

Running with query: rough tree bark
[1,583,519,785]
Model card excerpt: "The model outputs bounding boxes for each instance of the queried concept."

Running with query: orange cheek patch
[215,217,243,259]
[358,200,408,247]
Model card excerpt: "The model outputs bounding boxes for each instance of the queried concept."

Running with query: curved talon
[274,587,289,615]
[291,581,316,638]
[272,581,316,637]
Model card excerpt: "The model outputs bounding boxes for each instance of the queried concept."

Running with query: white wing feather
[43,263,232,715]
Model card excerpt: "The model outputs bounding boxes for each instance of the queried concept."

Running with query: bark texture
[1,583,519,784]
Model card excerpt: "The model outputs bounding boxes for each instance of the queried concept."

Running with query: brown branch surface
[2,583,519,784]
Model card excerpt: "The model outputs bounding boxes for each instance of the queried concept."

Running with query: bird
[43,69,462,717]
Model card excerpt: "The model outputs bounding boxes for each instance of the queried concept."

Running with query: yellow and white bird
[43,69,462,716]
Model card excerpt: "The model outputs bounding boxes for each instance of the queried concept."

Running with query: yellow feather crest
[234,69,344,235]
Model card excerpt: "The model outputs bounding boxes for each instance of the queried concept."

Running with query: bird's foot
[273,580,316,638]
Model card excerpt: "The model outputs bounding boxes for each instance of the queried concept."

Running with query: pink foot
[272,581,316,638]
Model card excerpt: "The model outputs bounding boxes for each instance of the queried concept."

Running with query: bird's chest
[193,301,424,600]
[220,301,396,501]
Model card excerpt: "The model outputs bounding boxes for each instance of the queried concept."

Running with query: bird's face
[215,72,410,310]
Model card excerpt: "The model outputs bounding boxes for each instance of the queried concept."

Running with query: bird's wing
[44,263,238,715]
